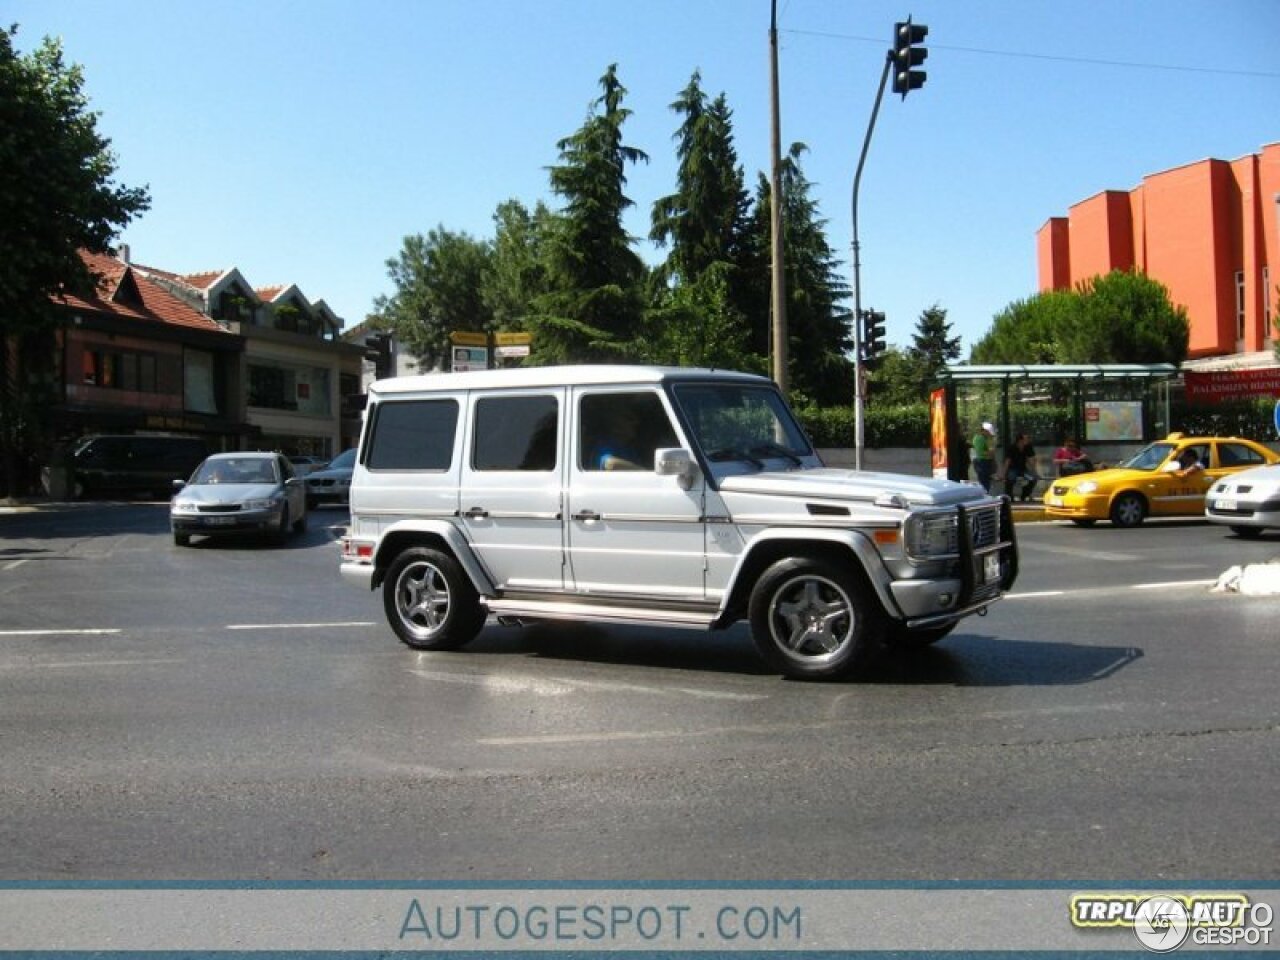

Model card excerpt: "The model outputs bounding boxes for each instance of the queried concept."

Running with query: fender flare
[719,526,902,622]
[372,517,496,595]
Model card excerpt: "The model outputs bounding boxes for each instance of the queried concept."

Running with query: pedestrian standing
[971,421,996,492]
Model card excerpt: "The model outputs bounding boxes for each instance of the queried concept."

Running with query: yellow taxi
[1043,434,1280,528]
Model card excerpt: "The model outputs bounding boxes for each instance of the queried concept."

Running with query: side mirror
[172,479,186,491]
[654,448,699,490]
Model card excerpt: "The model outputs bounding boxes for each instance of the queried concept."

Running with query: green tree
[910,304,962,383]
[373,228,493,371]
[0,27,150,493]
[482,198,555,333]
[973,270,1189,365]
[532,64,649,363]
[748,144,853,406]
[650,74,751,285]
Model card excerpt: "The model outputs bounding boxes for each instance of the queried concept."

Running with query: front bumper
[894,498,1018,628]
[1206,495,1280,529]
[172,507,283,534]
[1042,493,1108,520]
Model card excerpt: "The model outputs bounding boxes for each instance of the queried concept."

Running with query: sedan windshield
[1119,442,1176,472]
[672,383,811,466]
[192,458,278,485]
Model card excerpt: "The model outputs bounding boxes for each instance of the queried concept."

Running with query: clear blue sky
[11,0,1279,355]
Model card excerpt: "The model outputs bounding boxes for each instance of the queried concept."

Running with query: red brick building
[1037,142,1279,364]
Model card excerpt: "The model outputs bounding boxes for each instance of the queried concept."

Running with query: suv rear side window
[367,399,459,470]
[473,395,558,472]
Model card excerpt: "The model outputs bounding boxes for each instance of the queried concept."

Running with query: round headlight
[1076,480,1098,494]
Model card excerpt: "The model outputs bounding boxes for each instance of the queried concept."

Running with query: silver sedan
[1205,462,1280,538]
[171,451,308,546]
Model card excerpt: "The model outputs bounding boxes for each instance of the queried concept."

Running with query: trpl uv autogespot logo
[1070,892,1274,952]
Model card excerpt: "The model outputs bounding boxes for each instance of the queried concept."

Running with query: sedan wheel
[1110,492,1147,528]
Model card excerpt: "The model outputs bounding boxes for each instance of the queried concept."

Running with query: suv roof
[369,364,770,396]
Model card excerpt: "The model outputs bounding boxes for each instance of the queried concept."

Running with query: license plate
[1046,496,1063,507]
[982,554,1000,583]
[203,516,236,526]
[1216,499,1237,512]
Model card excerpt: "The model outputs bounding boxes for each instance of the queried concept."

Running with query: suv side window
[473,395,558,472]
[367,399,459,470]
[579,391,678,472]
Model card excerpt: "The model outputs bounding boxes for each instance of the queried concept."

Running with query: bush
[797,404,930,448]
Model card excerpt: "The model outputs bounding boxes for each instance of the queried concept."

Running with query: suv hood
[719,468,989,507]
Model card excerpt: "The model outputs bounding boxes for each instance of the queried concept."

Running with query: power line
[782,27,1280,79]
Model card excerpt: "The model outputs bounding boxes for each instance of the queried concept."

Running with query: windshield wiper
[748,442,803,466]
[706,446,765,469]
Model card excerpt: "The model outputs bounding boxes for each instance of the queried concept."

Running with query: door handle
[463,506,489,519]
[572,510,601,523]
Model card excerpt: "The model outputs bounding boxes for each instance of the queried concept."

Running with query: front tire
[383,547,485,651]
[1070,518,1097,527]
[1110,492,1147,528]
[748,557,886,680]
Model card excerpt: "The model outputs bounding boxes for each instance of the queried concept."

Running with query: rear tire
[748,556,885,680]
[383,547,485,651]
[1110,492,1147,528]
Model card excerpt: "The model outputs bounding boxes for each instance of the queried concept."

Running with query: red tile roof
[255,285,285,302]
[55,251,233,334]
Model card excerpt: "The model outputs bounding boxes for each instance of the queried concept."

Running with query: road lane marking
[3,559,29,571]
[0,628,121,637]
[1016,541,1140,563]
[225,621,377,630]
[0,657,185,670]
[1005,590,1066,599]
[1132,579,1217,590]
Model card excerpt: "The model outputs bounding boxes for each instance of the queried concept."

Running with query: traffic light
[364,333,393,378]
[860,309,887,367]
[891,17,928,98]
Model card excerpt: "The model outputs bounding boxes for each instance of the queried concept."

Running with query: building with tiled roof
[46,250,253,452]
[126,251,365,457]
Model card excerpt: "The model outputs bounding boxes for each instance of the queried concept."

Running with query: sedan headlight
[243,497,282,511]
[1075,480,1099,494]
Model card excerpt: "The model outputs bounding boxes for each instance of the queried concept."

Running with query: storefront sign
[1184,368,1280,404]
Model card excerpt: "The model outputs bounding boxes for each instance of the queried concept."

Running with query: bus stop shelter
[932,363,1179,482]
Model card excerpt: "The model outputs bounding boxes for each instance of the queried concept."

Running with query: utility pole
[769,0,787,392]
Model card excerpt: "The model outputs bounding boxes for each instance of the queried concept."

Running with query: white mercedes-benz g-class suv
[340,365,1018,679]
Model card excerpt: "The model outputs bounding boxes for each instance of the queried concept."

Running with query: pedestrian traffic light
[860,309,887,367]
[891,17,928,98]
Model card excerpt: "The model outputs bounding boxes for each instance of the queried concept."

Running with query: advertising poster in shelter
[1085,401,1143,441]
[930,387,948,478]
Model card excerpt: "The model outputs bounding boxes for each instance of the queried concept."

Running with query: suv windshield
[672,383,811,467]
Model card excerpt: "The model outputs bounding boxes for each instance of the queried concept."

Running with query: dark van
[70,435,208,499]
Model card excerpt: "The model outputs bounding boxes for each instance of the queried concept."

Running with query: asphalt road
[1,502,1277,881]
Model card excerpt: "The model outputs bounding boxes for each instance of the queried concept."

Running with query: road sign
[493,332,532,347]
[494,345,530,359]
[1274,398,1280,438]
[451,346,488,372]
[449,331,488,347]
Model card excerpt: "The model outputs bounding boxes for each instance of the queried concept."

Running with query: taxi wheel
[1110,492,1147,528]
[1070,518,1097,527]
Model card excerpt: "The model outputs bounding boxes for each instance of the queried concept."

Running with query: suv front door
[566,387,707,602]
